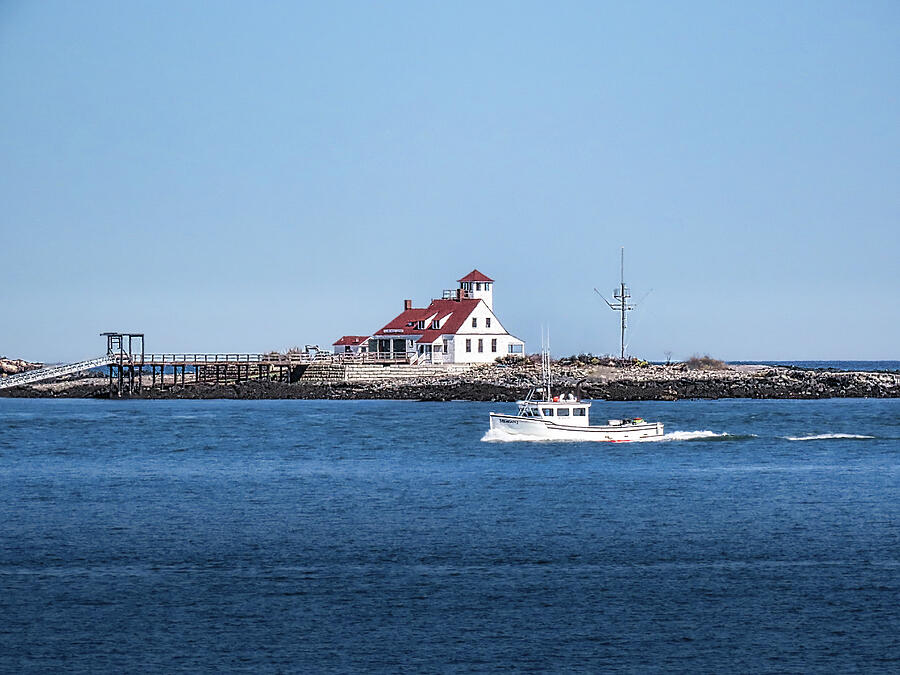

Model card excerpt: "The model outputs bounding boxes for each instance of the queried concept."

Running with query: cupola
[457,269,494,310]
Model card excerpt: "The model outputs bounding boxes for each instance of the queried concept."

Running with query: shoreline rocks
[0,357,43,377]
[1,362,897,400]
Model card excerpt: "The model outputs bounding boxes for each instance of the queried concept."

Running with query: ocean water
[1,398,899,672]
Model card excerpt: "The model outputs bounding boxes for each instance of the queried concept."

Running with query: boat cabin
[517,394,592,427]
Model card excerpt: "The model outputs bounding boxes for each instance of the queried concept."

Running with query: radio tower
[594,247,635,361]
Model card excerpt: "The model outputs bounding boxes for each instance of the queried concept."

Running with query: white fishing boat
[488,342,664,442]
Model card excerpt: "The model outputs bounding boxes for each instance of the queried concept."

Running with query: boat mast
[541,327,552,400]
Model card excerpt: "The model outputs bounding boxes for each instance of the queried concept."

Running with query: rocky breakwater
[1,358,898,400]
[573,363,900,400]
[0,357,43,378]
[237,360,900,401]
[354,359,900,401]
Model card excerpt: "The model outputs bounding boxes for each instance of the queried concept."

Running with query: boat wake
[641,430,749,442]
[784,433,875,441]
[480,429,746,443]
[481,429,559,443]
[483,429,876,443]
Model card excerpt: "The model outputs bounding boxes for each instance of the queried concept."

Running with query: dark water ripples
[1,398,899,672]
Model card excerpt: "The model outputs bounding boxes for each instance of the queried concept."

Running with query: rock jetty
[1,359,897,400]
[0,357,42,377]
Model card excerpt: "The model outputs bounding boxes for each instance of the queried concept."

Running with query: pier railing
[0,355,114,390]
[1,349,455,393]
[332,351,413,364]
[107,352,335,366]
[108,352,421,366]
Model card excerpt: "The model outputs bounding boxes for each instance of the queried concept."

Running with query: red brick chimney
[404,299,412,310]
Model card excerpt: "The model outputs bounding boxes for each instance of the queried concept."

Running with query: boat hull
[489,413,663,442]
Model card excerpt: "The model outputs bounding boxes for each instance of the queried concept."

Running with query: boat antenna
[593,247,638,361]
[541,326,552,399]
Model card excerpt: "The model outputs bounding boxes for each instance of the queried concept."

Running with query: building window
[434,344,441,353]
[491,338,497,352]
[416,320,425,329]
[484,283,490,291]
[476,282,482,291]
[486,318,491,328]
[508,344,524,354]
[573,408,586,416]
[431,320,439,329]
[471,317,477,328]
[478,339,483,353]
[443,340,449,353]
[465,339,471,353]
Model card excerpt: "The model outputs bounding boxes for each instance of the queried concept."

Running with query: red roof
[332,335,370,346]
[372,299,481,344]
[457,269,493,283]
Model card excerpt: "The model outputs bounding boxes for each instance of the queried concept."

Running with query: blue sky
[1,1,897,362]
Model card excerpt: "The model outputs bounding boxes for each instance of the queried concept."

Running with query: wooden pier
[102,332,326,396]
[0,332,468,394]
[100,332,419,396]
[108,352,318,392]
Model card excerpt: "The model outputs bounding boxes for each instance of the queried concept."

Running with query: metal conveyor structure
[0,356,113,390]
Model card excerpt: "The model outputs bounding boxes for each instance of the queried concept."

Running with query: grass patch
[685,354,728,370]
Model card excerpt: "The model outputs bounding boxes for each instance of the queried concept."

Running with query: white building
[339,270,525,364]
[331,335,370,356]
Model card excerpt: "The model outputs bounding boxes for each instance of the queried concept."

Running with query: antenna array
[594,247,636,361]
